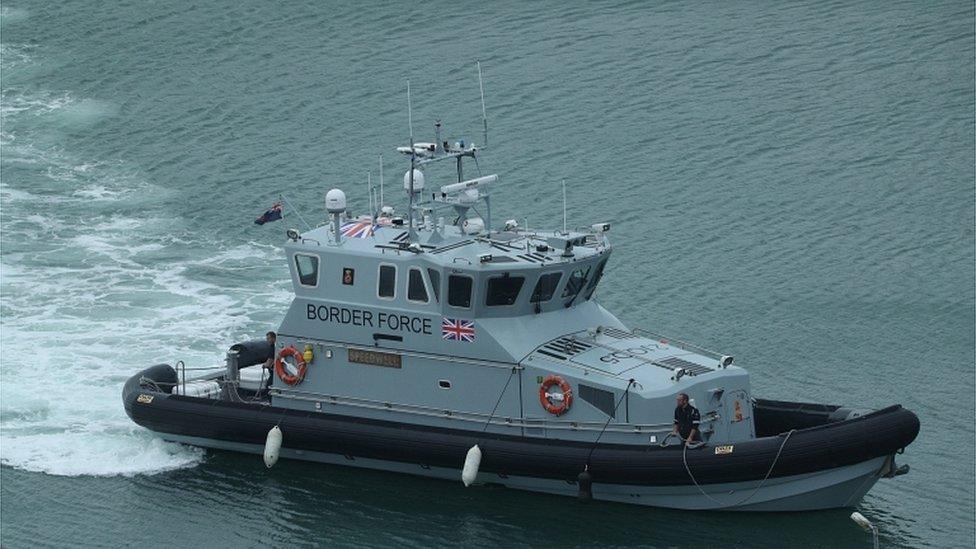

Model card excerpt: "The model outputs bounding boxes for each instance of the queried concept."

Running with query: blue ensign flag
[255,203,283,225]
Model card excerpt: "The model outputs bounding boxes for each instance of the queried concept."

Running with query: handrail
[177,360,185,395]
[631,328,725,361]
[272,386,676,435]
[171,361,225,395]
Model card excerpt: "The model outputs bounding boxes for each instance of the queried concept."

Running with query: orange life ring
[275,346,307,386]
[539,374,573,416]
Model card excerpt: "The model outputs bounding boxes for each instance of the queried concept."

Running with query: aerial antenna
[378,154,384,208]
[562,179,567,234]
[407,80,415,145]
[370,187,377,220]
[407,80,416,237]
[477,61,488,147]
[366,171,373,215]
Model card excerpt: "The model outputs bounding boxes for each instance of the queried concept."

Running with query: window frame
[447,274,475,309]
[584,258,608,301]
[377,263,397,300]
[530,271,563,303]
[561,265,592,300]
[485,274,526,307]
[427,268,441,303]
[294,253,321,288]
[406,267,431,304]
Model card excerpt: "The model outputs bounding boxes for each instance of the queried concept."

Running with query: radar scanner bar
[439,174,497,195]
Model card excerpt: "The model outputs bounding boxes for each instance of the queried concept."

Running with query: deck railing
[631,328,727,362]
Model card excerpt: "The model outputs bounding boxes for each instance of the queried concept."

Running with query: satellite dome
[403,169,425,191]
[462,217,485,235]
[325,188,347,213]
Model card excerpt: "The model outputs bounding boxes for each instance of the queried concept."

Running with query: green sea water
[1,1,973,547]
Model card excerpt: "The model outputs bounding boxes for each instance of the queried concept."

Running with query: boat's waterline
[160,433,889,512]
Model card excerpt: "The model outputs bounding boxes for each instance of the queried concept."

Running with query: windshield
[561,266,591,303]
[584,259,607,300]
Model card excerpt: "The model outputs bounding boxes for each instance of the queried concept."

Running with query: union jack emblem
[442,318,475,342]
[340,221,377,238]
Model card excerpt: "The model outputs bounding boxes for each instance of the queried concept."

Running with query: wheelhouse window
[561,266,591,300]
[378,264,396,299]
[584,259,607,301]
[448,275,473,308]
[427,268,441,303]
[407,268,429,303]
[486,275,525,306]
[294,254,320,287]
[530,272,562,303]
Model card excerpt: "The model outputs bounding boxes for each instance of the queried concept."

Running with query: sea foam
[0,86,283,477]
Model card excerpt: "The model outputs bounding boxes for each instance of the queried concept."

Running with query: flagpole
[278,194,313,231]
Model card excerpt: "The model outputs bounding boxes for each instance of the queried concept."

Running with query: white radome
[459,189,479,205]
[403,169,425,191]
[462,217,485,234]
[326,188,347,213]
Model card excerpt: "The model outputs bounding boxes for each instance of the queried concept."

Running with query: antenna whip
[562,179,567,234]
[477,61,488,147]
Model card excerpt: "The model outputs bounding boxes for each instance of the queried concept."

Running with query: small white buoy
[264,425,282,468]
[461,444,482,487]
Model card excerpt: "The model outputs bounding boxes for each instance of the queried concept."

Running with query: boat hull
[124,365,919,511]
[159,432,888,511]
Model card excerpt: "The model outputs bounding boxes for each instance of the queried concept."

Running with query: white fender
[264,425,282,468]
[461,444,482,487]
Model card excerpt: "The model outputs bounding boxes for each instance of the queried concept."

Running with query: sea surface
[1,1,973,547]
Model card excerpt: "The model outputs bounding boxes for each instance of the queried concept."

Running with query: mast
[407,80,416,239]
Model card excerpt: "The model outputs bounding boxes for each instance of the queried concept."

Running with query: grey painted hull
[162,433,888,512]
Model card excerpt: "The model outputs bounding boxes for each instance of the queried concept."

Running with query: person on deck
[262,331,276,393]
[673,392,701,445]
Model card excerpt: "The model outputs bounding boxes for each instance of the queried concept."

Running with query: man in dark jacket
[673,392,701,445]
[262,331,276,393]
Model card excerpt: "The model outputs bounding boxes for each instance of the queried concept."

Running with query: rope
[465,367,517,475]
[681,429,796,508]
[138,376,163,393]
[481,367,517,435]
[584,379,635,468]
[274,406,288,428]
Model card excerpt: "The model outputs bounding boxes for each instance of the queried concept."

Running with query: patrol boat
[123,74,919,511]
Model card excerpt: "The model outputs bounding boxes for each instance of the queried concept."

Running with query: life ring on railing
[539,375,573,416]
[275,346,307,386]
